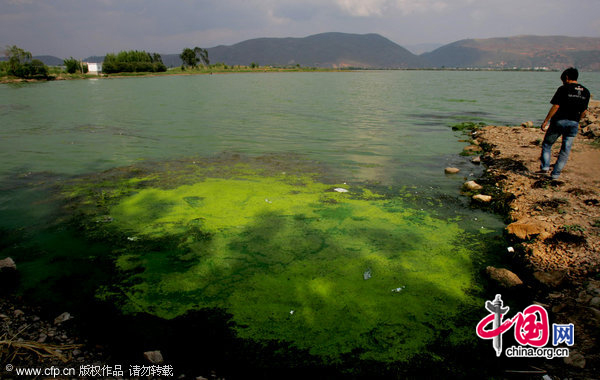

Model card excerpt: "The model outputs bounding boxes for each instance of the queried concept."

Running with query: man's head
[561,67,579,83]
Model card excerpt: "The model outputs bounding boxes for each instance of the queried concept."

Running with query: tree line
[102,50,167,74]
[2,45,216,79]
[1,45,49,79]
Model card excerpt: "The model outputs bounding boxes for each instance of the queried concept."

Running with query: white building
[86,62,102,75]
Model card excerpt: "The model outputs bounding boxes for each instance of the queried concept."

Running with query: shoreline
[0,66,571,84]
[468,100,600,377]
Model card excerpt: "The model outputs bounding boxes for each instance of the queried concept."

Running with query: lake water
[1,71,598,376]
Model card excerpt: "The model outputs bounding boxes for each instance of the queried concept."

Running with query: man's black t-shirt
[550,82,590,122]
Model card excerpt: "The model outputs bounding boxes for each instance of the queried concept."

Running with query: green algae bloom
[63,158,484,362]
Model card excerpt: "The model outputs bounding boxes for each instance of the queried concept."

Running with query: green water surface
[1,71,598,368]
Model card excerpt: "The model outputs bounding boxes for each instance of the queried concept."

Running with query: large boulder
[486,266,523,288]
[506,218,553,240]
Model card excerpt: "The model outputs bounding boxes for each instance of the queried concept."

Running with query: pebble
[473,194,492,202]
[54,312,72,325]
[144,350,164,364]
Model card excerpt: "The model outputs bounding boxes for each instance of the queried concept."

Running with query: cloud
[334,0,448,17]
[335,0,388,17]
[0,0,598,58]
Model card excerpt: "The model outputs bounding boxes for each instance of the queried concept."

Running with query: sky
[1,0,599,58]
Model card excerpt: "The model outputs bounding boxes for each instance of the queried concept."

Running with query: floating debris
[507,247,515,253]
[392,286,406,293]
[333,188,348,193]
[363,268,372,280]
[127,236,139,242]
[265,198,272,204]
[289,310,295,315]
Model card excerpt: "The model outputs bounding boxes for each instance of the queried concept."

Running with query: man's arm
[541,104,559,132]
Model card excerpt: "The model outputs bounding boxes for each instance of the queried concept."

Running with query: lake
[1,71,598,377]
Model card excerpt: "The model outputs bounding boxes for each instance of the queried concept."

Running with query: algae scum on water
[58,155,486,363]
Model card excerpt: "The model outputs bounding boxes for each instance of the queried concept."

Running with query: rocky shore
[466,99,600,378]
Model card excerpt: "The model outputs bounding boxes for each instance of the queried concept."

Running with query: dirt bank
[471,99,600,378]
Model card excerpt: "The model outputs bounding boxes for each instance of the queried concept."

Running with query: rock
[576,291,592,304]
[564,351,586,368]
[521,121,534,128]
[590,297,600,308]
[144,350,164,364]
[463,145,483,154]
[464,180,483,191]
[444,167,460,174]
[589,307,600,326]
[0,257,16,270]
[587,281,600,296]
[486,266,523,288]
[472,194,492,202]
[54,312,72,325]
[37,333,48,343]
[586,123,600,137]
[471,155,481,164]
[506,218,553,240]
[533,270,566,288]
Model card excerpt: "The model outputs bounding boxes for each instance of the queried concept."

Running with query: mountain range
[15,33,600,71]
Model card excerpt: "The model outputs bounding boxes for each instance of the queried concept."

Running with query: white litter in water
[392,286,406,293]
[363,268,372,280]
[289,310,295,315]
[265,198,272,203]
[507,247,515,253]
[127,236,139,241]
[334,188,349,193]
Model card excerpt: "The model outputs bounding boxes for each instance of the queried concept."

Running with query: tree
[4,45,32,75]
[64,57,80,74]
[4,45,49,79]
[194,47,210,66]
[180,47,210,68]
[180,48,198,68]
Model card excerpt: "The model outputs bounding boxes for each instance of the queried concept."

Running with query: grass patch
[449,122,487,132]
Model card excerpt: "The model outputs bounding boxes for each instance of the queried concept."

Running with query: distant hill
[404,43,444,55]
[422,35,600,70]
[12,34,600,71]
[0,55,64,66]
[206,32,425,69]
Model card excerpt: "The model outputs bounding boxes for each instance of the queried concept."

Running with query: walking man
[539,67,590,179]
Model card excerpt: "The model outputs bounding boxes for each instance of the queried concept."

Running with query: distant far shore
[1,66,568,84]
